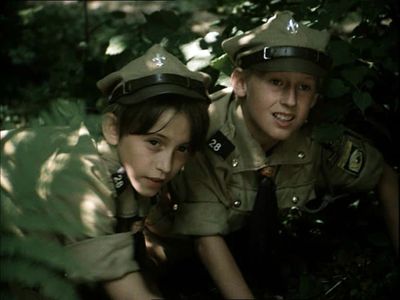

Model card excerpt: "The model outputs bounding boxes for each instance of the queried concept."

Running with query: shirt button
[290,206,302,217]
[232,158,239,167]
[233,200,241,208]
[292,196,299,204]
[297,151,305,159]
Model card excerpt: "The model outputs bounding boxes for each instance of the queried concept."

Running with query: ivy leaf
[106,35,127,56]
[367,231,390,247]
[325,78,350,98]
[328,40,355,66]
[143,10,180,43]
[313,123,345,143]
[110,10,126,19]
[351,37,374,54]
[298,273,322,299]
[210,53,233,76]
[353,90,373,113]
[341,66,369,86]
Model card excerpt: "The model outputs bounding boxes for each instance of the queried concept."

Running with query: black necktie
[245,168,284,293]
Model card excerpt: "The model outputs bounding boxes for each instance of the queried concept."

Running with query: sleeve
[1,127,141,281]
[35,127,140,281]
[65,232,139,282]
[171,151,231,236]
[320,131,385,192]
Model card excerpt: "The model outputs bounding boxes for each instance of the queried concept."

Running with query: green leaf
[353,90,373,113]
[325,78,350,98]
[0,235,82,274]
[110,10,126,19]
[210,53,233,76]
[30,98,86,128]
[1,259,80,300]
[351,38,374,53]
[367,231,390,247]
[298,273,321,299]
[341,66,369,86]
[328,40,355,66]
[106,35,127,56]
[382,57,398,73]
[10,213,85,238]
[313,123,345,143]
[143,10,180,43]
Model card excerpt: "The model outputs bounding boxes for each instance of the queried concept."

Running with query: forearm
[195,235,254,299]
[377,163,399,255]
[103,271,161,300]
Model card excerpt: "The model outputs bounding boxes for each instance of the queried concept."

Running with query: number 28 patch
[207,130,235,159]
[337,139,364,176]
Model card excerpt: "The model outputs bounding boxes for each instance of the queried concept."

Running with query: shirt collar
[222,97,313,173]
[96,135,156,217]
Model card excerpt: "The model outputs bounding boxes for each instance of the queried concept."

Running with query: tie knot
[259,166,275,178]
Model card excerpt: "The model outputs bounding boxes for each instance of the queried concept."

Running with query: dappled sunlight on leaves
[37,152,69,202]
[106,35,127,56]
[0,1,398,299]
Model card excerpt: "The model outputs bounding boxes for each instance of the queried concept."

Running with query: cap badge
[152,54,166,67]
[286,18,299,34]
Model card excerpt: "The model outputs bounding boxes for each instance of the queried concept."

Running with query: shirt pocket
[275,161,320,212]
[276,183,317,211]
[225,178,258,232]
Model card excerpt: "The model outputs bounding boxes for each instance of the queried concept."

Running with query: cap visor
[116,84,207,105]
[249,58,326,77]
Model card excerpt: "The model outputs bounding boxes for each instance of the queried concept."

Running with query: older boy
[168,11,398,299]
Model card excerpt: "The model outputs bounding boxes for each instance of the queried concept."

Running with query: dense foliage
[1,0,398,299]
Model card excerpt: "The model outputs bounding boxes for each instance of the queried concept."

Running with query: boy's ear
[231,68,247,98]
[102,113,119,145]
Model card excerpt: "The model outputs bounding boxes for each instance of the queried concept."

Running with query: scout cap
[222,11,331,77]
[97,44,210,104]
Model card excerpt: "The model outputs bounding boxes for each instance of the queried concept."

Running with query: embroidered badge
[111,167,128,195]
[152,53,166,67]
[337,140,364,176]
[207,130,235,159]
[286,18,299,34]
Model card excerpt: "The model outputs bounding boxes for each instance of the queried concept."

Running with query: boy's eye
[298,83,315,92]
[148,139,160,147]
[177,144,190,153]
[299,84,311,91]
[269,79,283,86]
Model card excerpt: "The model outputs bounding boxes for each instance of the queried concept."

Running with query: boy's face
[117,109,191,197]
[233,70,318,150]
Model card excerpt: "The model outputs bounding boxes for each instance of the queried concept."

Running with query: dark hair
[104,95,209,153]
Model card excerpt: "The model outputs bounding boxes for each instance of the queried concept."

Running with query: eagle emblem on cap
[152,53,166,67]
[286,18,299,34]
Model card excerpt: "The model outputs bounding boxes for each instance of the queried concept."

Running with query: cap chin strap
[109,73,208,103]
[237,46,332,70]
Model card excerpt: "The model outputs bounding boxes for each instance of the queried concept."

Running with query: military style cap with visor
[222,11,331,77]
[97,44,210,104]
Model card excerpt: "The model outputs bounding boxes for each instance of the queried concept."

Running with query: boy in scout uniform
[166,11,399,299]
[1,44,210,300]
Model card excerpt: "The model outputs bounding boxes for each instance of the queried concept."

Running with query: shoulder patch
[336,138,364,176]
[207,130,235,159]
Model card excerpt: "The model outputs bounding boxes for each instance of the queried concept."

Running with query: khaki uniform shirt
[171,88,384,236]
[1,121,152,282]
